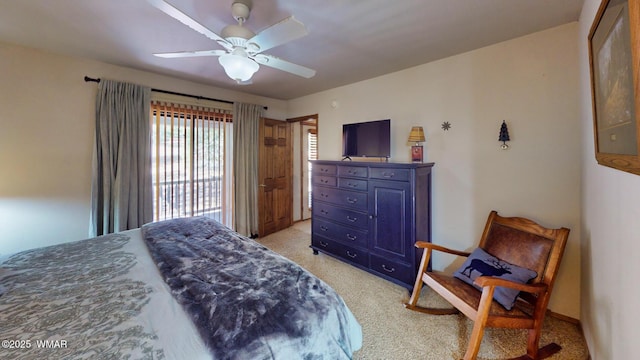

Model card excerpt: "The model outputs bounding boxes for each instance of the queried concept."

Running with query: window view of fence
[150,102,233,227]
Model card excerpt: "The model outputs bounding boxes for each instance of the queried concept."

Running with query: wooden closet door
[258,118,292,236]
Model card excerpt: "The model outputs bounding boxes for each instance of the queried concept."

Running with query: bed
[0,216,362,359]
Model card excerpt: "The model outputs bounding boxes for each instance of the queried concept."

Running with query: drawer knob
[346,215,357,222]
[319,240,328,247]
[320,209,329,215]
[346,197,357,204]
[382,172,395,178]
[346,251,357,258]
[382,264,396,273]
[320,225,328,232]
[346,234,357,241]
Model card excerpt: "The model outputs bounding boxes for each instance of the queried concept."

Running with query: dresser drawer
[369,167,411,181]
[313,187,368,211]
[338,165,368,178]
[313,202,369,229]
[313,218,368,248]
[313,175,337,187]
[338,178,368,191]
[312,236,368,268]
[313,163,337,176]
[369,255,413,285]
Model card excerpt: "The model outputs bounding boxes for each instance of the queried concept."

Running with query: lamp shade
[408,126,425,143]
[218,53,259,82]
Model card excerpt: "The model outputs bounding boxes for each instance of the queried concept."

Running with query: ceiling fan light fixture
[218,52,259,82]
[149,0,315,82]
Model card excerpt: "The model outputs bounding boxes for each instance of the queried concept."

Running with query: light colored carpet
[257,221,589,360]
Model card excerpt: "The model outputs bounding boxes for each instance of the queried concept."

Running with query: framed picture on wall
[588,0,640,175]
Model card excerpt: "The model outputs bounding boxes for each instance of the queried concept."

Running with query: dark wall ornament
[588,0,640,175]
[499,120,510,150]
[441,122,451,131]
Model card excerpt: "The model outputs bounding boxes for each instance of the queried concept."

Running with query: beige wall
[0,42,287,257]
[8,10,639,356]
[579,1,640,359]
[288,23,582,318]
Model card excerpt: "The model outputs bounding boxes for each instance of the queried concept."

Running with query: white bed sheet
[0,229,211,360]
[120,228,212,360]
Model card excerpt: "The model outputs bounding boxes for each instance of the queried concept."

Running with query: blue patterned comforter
[141,217,362,360]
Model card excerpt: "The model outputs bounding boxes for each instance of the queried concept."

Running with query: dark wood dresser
[310,160,434,289]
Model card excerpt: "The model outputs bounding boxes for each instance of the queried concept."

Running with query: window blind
[150,101,234,227]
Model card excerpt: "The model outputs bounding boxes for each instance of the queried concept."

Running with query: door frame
[287,114,318,222]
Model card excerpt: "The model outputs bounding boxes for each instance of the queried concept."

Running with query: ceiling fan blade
[147,0,231,50]
[254,54,316,78]
[154,49,227,58]
[247,16,308,53]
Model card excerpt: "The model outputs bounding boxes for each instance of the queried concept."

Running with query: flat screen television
[342,119,391,159]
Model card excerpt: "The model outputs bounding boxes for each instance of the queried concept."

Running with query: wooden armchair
[405,211,570,360]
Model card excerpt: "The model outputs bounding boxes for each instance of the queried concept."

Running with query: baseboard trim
[547,309,579,325]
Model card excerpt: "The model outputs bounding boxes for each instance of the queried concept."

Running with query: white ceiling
[0,0,584,100]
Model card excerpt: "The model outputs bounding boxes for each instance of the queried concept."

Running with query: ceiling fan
[148,0,316,84]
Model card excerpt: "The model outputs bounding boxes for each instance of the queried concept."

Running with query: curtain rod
[84,76,267,110]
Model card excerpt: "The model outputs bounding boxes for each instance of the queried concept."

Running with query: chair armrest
[414,241,471,257]
[474,276,548,294]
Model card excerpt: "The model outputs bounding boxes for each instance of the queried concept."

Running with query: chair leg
[405,247,431,308]
[523,298,561,359]
[463,287,495,360]
[463,317,487,360]
[405,274,425,308]
[404,248,460,315]
[526,328,541,359]
[524,329,561,359]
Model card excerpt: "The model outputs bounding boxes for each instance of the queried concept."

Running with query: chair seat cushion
[453,247,537,310]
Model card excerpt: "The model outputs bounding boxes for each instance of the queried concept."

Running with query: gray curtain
[233,102,263,236]
[90,80,152,236]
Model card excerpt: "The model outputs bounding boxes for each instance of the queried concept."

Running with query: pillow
[453,247,537,310]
